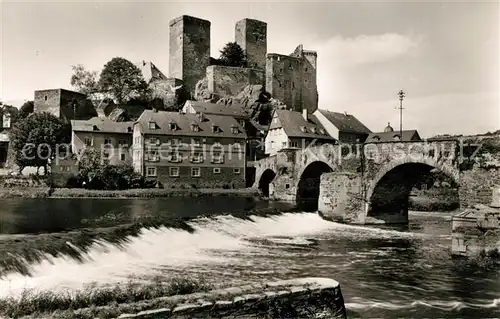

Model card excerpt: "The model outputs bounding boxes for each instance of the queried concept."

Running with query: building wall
[206,65,265,97]
[34,89,93,123]
[137,134,246,188]
[265,127,289,155]
[132,124,144,174]
[169,15,211,98]
[72,131,133,166]
[235,19,267,70]
[266,54,303,112]
[34,89,62,118]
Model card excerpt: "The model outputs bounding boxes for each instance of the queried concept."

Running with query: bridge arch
[296,161,334,211]
[258,169,277,197]
[366,157,459,223]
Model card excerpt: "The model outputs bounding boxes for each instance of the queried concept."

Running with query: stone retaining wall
[70,278,346,319]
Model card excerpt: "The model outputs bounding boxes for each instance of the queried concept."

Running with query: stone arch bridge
[252,140,500,224]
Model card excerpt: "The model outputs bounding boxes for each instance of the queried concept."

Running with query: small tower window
[44,96,48,101]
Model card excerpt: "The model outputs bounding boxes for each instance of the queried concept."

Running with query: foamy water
[0,212,419,297]
[0,211,498,318]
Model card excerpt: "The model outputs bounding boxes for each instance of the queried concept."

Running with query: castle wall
[34,89,63,118]
[206,65,264,97]
[169,15,211,98]
[34,89,91,123]
[235,19,267,70]
[266,54,303,112]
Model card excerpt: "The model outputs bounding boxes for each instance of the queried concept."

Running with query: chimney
[302,108,308,121]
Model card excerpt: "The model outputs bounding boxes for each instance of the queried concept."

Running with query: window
[310,127,316,134]
[84,137,93,146]
[305,68,308,72]
[212,125,221,133]
[44,95,48,101]
[146,167,157,177]
[171,138,180,145]
[191,152,203,163]
[147,150,159,162]
[300,126,307,133]
[231,126,239,134]
[169,122,177,131]
[292,82,295,89]
[285,183,290,189]
[169,152,181,163]
[290,140,298,148]
[213,168,221,174]
[212,152,224,164]
[134,137,141,145]
[169,167,179,177]
[104,138,112,145]
[148,137,160,145]
[119,139,127,146]
[2,114,11,128]
[282,141,287,148]
[148,122,156,130]
[191,138,200,146]
[280,68,283,72]
[191,124,199,132]
[191,167,201,177]
[120,153,126,161]
[233,168,241,174]
[103,151,110,159]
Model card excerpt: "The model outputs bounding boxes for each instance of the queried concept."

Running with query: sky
[1,0,499,137]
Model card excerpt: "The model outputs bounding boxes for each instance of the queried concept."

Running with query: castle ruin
[168,15,318,114]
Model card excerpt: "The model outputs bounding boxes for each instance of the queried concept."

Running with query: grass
[0,276,214,318]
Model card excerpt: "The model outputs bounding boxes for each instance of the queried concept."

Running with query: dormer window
[319,128,325,135]
[230,125,239,134]
[191,123,199,132]
[300,126,307,133]
[169,121,178,131]
[127,127,132,133]
[310,127,316,134]
[93,125,99,131]
[393,135,401,141]
[148,121,156,130]
[212,125,221,133]
[373,136,380,141]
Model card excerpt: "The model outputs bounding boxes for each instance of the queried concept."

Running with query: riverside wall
[69,277,346,318]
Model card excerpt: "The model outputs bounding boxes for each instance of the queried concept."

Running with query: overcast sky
[1,1,498,136]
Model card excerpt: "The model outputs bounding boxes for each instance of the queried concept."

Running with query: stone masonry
[253,139,500,225]
[206,65,264,98]
[169,15,211,97]
[235,18,267,70]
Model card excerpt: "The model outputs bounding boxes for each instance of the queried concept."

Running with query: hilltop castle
[168,15,319,114]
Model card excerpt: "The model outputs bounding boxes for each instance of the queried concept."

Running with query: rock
[108,108,130,122]
[194,77,218,103]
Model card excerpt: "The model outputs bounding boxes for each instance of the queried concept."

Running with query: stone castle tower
[266,45,318,114]
[169,15,211,97]
[168,15,318,113]
[235,19,267,70]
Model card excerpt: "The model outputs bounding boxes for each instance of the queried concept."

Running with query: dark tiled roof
[71,117,134,134]
[317,109,371,134]
[365,130,421,143]
[186,100,250,120]
[270,109,336,140]
[136,110,247,139]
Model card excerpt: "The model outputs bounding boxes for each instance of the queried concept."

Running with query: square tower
[169,15,211,97]
[235,19,267,70]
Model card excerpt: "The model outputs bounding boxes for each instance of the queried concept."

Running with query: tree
[10,112,66,174]
[98,57,149,105]
[19,101,34,119]
[70,64,99,95]
[219,42,247,67]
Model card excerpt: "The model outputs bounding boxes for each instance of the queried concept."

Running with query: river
[0,197,498,318]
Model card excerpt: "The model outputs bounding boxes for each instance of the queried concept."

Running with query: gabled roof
[185,100,250,120]
[269,109,335,140]
[135,61,168,83]
[136,110,247,139]
[71,117,134,134]
[317,109,372,134]
[365,130,421,143]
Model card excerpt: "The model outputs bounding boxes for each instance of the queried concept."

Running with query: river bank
[0,187,261,199]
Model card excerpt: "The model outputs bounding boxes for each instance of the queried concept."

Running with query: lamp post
[397,90,405,139]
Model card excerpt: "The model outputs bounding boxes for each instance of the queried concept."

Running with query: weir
[69,278,347,318]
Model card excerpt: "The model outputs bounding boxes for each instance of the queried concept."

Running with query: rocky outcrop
[108,108,130,122]
[194,77,219,103]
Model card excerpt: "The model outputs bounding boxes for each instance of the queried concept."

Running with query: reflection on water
[0,197,498,318]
